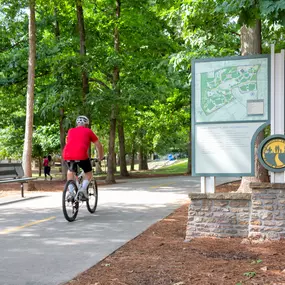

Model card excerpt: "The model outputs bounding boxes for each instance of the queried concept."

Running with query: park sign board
[258,135,285,172]
[192,54,270,176]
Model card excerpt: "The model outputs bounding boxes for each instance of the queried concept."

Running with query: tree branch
[0,37,27,53]
[89,77,111,89]
[1,71,50,87]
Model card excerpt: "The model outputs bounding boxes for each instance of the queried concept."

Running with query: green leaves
[243,271,256,278]
[218,0,285,26]
[260,0,285,25]
[1,0,284,163]
[33,125,61,156]
[0,126,24,159]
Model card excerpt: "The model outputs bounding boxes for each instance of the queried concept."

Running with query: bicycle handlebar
[90,156,106,163]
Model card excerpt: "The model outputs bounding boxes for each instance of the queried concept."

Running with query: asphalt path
[0,176,238,285]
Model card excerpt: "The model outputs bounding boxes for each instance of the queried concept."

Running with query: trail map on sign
[194,58,268,123]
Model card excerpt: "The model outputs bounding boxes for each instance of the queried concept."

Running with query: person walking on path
[43,155,53,181]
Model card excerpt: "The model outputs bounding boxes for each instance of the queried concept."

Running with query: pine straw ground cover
[64,180,285,285]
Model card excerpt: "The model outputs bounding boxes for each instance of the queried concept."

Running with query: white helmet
[76,115,89,126]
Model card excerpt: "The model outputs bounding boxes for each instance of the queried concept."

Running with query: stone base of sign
[186,183,285,242]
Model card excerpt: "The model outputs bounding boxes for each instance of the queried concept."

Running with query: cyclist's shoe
[67,185,76,202]
[78,188,89,201]
[68,184,76,193]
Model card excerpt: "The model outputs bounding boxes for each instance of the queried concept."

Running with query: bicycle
[62,158,99,222]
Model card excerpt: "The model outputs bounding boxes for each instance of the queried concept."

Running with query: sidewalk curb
[0,195,47,206]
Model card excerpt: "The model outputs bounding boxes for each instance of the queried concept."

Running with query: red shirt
[63,126,98,160]
[43,158,49,167]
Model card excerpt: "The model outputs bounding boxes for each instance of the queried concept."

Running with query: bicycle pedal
[78,192,88,201]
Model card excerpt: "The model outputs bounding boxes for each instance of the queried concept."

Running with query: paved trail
[0,176,237,285]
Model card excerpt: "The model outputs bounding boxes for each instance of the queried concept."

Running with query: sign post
[201,176,215,193]
[270,45,285,183]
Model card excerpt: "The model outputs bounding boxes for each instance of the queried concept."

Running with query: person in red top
[43,155,53,181]
[63,115,104,199]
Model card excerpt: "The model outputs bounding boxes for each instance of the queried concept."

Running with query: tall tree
[218,0,285,191]
[22,0,36,190]
[76,0,89,111]
[53,5,67,180]
[106,0,120,184]
[238,19,269,192]
[117,118,129,176]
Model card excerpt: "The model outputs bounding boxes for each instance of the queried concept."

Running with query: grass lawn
[130,159,188,175]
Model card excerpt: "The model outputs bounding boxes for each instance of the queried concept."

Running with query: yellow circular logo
[260,137,285,171]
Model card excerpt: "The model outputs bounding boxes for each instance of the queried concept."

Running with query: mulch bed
[63,179,285,285]
[65,203,285,285]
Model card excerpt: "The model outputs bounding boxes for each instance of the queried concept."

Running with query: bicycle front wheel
[86,178,98,213]
[62,180,79,222]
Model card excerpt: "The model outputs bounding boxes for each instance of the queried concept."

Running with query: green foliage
[217,0,260,26]
[33,125,61,156]
[0,126,24,159]
[260,0,285,25]
[218,0,285,26]
[0,123,60,160]
[251,259,262,264]
[1,0,285,167]
[243,271,256,278]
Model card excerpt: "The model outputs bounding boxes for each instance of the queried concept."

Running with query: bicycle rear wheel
[86,178,98,213]
[62,180,79,222]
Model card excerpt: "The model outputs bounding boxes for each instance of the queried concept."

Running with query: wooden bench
[0,163,37,197]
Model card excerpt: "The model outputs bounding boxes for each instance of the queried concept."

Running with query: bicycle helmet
[76,115,89,126]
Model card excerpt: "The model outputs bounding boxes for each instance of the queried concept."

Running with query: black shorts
[44,166,51,175]
[65,159,92,173]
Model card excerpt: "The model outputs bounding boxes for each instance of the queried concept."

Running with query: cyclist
[62,115,104,199]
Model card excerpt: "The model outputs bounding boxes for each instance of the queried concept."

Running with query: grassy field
[130,159,188,175]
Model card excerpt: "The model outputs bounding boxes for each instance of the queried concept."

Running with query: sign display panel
[194,57,269,123]
[192,55,270,176]
[195,122,264,175]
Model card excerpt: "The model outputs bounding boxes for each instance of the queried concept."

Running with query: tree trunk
[142,154,148,170]
[237,20,269,192]
[38,157,42,176]
[240,20,262,56]
[22,0,36,191]
[54,8,67,180]
[138,145,148,170]
[59,108,67,180]
[105,0,121,183]
[130,143,135,171]
[76,0,89,111]
[139,145,143,170]
[106,111,117,183]
[118,120,129,176]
